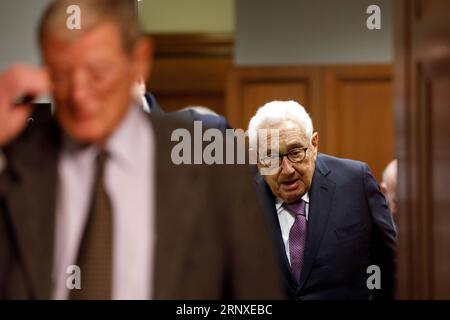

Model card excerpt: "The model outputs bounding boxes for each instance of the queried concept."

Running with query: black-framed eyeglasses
[259,147,308,168]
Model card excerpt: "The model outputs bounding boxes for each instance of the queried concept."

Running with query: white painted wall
[0,0,51,71]
[235,0,393,65]
[0,0,392,69]
[138,0,234,34]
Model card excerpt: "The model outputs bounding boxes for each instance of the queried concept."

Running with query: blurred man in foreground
[0,0,281,299]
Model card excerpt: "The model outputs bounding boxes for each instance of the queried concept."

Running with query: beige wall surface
[138,0,234,34]
[235,0,393,65]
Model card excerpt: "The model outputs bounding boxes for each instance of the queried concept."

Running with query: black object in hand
[14,94,36,106]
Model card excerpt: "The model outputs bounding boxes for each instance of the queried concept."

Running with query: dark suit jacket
[144,92,164,115]
[144,92,230,131]
[256,153,397,300]
[180,110,230,132]
[28,93,230,131]
[0,107,282,299]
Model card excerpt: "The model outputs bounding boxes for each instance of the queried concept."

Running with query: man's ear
[311,132,319,151]
[380,182,388,196]
[132,37,154,83]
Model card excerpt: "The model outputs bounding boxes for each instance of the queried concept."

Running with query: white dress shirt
[142,95,151,113]
[275,193,310,266]
[53,105,155,299]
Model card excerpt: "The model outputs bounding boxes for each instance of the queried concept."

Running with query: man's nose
[70,71,89,103]
[280,156,295,175]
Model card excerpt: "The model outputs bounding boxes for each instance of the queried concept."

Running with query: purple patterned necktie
[285,199,307,284]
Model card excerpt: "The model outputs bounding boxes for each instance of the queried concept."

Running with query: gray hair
[247,100,314,150]
[38,0,141,54]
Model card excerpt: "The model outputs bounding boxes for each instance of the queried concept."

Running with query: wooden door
[395,0,450,299]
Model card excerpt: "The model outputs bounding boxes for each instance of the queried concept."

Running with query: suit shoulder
[176,110,230,131]
[149,111,193,134]
[318,153,367,175]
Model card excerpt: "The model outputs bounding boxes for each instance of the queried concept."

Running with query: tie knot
[284,199,306,217]
[96,150,109,168]
[94,150,109,182]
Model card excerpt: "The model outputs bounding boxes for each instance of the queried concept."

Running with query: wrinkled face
[258,120,319,204]
[42,21,149,144]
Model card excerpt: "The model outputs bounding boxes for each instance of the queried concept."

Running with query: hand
[0,64,50,147]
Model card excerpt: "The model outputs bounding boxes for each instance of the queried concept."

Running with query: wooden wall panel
[431,74,450,298]
[149,56,232,114]
[227,65,393,181]
[147,34,394,183]
[240,82,309,128]
[226,67,322,131]
[146,34,233,115]
[323,65,394,181]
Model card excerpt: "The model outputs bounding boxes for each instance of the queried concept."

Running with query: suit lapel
[145,92,165,115]
[298,155,335,291]
[5,120,60,299]
[150,115,203,298]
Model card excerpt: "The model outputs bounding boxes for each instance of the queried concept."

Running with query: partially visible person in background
[135,79,230,130]
[181,105,230,132]
[380,159,398,218]
[133,79,163,114]
[181,106,219,116]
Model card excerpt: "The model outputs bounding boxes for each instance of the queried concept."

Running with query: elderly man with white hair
[248,100,397,300]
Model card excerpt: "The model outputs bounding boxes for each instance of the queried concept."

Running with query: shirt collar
[105,104,147,170]
[276,192,310,213]
[141,95,151,113]
[61,103,147,171]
